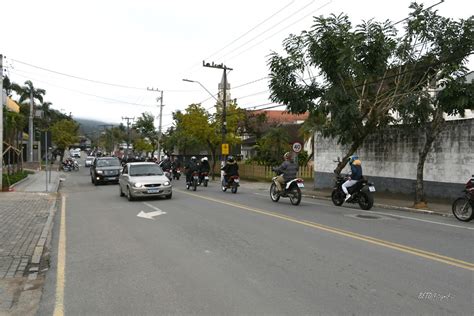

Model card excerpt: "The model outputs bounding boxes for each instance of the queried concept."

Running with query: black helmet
[227,155,234,162]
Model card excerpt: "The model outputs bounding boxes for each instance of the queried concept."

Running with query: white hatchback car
[119,162,172,201]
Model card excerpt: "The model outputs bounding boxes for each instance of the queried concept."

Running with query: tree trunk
[334,140,362,175]
[414,109,444,208]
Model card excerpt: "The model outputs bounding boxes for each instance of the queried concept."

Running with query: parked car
[85,156,95,167]
[90,157,121,185]
[119,162,172,201]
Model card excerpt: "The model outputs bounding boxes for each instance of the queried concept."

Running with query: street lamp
[182,79,219,103]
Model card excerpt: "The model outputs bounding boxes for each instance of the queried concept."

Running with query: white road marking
[138,203,167,220]
[255,192,473,230]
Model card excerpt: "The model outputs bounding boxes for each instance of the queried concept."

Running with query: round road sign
[292,142,302,153]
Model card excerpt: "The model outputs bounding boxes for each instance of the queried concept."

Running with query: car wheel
[165,192,172,199]
[127,187,134,201]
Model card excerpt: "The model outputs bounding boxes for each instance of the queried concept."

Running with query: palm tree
[11,80,46,161]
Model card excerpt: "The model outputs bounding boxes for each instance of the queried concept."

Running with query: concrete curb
[7,173,33,190]
[26,196,58,281]
[301,193,452,218]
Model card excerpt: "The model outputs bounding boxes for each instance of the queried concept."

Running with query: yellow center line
[53,195,66,316]
[178,189,474,271]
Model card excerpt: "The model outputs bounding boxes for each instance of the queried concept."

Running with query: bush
[2,171,29,188]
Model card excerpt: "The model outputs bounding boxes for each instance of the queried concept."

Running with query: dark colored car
[90,157,121,185]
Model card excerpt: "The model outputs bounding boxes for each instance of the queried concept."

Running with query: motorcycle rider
[185,156,200,185]
[342,155,363,202]
[274,152,299,192]
[199,157,211,183]
[171,157,181,177]
[160,155,172,171]
[221,155,239,186]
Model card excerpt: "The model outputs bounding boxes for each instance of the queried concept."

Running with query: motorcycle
[162,169,172,181]
[199,172,209,187]
[172,168,181,180]
[186,171,199,191]
[452,176,474,222]
[331,174,375,210]
[222,175,240,193]
[269,172,304,205]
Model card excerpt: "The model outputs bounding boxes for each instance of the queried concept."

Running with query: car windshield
[96,158,120,167]
[130,165,164,176]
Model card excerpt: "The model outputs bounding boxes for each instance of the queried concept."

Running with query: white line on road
[255,192,473,230]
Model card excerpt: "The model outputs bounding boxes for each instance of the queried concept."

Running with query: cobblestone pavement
[0,192,56,280]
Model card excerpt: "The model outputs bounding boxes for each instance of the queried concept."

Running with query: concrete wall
[313,118,473,199]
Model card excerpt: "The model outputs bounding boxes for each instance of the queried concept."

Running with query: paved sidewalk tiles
[0,192,57,280]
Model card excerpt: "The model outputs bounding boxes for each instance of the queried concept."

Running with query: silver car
[119,162,172,201]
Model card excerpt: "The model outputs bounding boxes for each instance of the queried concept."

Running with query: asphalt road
[38,163,473,315]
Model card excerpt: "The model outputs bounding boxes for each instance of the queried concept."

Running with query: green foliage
[133,138,153,153]
[50,119,80,152]
[297,150,310,166]
[254,127,290,166]
[2,170,29,188]
[268,3,474,173]
[133,112,158,154]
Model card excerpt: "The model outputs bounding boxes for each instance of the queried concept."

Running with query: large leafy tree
[50,119,80,162]
[178,103,244,178]
[133,112,158,157]
[268,2,472,177]
[395,4,474,206]
[162,111,202,156]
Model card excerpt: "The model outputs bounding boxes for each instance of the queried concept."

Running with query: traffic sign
[221,143,229,155]
[292,142,302,153]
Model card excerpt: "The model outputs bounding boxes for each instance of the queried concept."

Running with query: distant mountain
[75,117,119,138]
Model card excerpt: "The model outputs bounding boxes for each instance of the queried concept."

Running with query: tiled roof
[251,110,308,123]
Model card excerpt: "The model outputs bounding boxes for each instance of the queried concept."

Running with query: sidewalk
[240,180,454,217]
[0,167,62,314]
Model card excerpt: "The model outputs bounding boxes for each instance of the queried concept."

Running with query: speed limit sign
[292,142,302,153]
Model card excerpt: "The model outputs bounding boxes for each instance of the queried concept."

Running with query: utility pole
[202,60,232,163]
[0,54,4,189]
[147,87,164,160]
[122,117,134,156]
[98,124,114,154]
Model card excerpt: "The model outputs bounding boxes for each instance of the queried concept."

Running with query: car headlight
[96,170,103,174]
[163,181,170,186]
[133,182,143,188]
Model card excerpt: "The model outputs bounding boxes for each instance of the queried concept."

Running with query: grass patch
[2,170,29,187]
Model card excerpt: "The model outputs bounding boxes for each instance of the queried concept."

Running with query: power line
[203,1,296,61]
[8,69,155,107]
[9,57,146,90]
[214,0,328,62]
[223,0,333,63]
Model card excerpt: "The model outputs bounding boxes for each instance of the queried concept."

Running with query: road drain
[355,214,381,219]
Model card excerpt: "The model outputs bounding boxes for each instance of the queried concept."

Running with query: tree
[255,126,290,165]
[133,112,158,157]
[50,119,80,162]
[267,3,472,176]
[395,3,474,206]
[133,138,153,154]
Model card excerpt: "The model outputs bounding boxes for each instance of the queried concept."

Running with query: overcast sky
[2,0,473,132]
